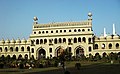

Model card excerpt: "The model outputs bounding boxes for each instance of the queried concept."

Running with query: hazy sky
[0,0,120,40]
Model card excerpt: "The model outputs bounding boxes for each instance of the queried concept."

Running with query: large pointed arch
[37,47,46,59]
[74,45,85,58]
[55,46,64,57]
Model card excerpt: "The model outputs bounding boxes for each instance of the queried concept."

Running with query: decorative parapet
[33,20,91,29]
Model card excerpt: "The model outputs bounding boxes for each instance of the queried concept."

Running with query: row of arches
[35,37,92,45]
[0,54,35,60]
[36,45,92,59]
[93,52,120,57]
[34,28,91,34]
[94,43,119,49]
[0,46,34,53]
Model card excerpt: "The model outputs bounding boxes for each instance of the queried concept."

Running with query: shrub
[54,60,58,67]
[75,63,81,70]
[19,63,24,69]
[39,64,43,68]
[64,70,70,74]
[0,62,4,69]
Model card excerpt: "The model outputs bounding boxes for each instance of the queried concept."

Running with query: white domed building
[0,13,120,59]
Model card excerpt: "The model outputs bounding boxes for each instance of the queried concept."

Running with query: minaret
[113,24,116,35]
[104,28,107,37]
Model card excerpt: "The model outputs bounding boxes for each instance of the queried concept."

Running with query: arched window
[102,52,107,57]
[5,47,8,52]
[74,38,77,43]
[89,46,92,52]
[16,47,18,52]
[63,38,66,43]
[54,38,57,44]
[25,54,28,60]
[12,55,16,60]
[78,37,81,42]
[56,30,58,33]
[60,30,62,33]
[42,31,44,34]
[27,46,30,51]
[102,43,105,49]
[21,47,24,51]
[88,38,91,43]
[64,30,66,32]
[68,38,71,43]
[88,29,90,31]
[46,31,48,33]
[49,48,52,53]
[36,39,39,44]
[95,44,98,49]
[109,43,112,49]
[10,47,13,52]
[82,37,86,42]
[44,39,47,44]
[82,29,85,32]
[78,29,81,32]
[31,55,34,60]
[0,47,2,52]
[68,47,71,52]
[40,39,43,44]
[69,30,71,32]
[116,43,119,49]
[34,32,36,34]
[18,54,22,60]
[39,31,41,34]
[74,29,77,32]
[59,38,62,43]
[31,48,34,53]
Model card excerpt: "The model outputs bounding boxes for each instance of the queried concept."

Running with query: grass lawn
[0,61,120,74]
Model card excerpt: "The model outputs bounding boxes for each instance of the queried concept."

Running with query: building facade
[0,13,120,59]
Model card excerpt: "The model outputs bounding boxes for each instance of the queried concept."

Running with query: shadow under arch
[74,45,85,58]
[37,47,46,60]
[55,46,64,57]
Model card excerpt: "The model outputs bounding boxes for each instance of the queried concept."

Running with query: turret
[112,24,116,35]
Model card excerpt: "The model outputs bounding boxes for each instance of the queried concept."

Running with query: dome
[27,38,30,43]
[88,12,92,17]
[11,39,16,43]
[16,38,21,43]
[107,35,112,39]
[99,35,105,39]
[21,38,26,43]
[5,39,10,43]
[33,16,38,21]
[1,39,5,43]
[113,35,119,39]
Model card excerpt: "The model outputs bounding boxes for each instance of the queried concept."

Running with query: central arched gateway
[37,48,46,59]
[55,46,64,57]
[75,46,84,58]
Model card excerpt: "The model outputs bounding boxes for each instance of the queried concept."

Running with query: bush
[0,63,4,69]
[19,63,24,69]
[75,63,81,70]
[64,70,70,74]
[39,64,43,68]
[54,60,58,67]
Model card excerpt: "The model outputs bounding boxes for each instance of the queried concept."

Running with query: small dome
[21,38,26,43]
[88,12,92,17]
[107,35,112,39]
[16,38,21,43]
[6,39,10,43]
[99,35,105,39]
[11,39,16,43]
[113,35,119,39]
[33,16,38,21]
[27,38,30,43]
[1,39,5,43]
